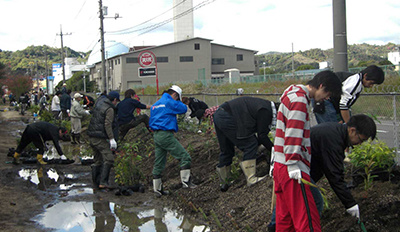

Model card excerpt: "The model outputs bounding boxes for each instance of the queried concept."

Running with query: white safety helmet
[236,88,244,96]
[169,85,182,101]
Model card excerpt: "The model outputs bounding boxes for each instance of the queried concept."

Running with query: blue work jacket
[149,93,187,132]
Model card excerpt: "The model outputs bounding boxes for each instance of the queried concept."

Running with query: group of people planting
[11,65,385,231]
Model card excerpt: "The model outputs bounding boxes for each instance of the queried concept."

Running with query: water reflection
[19,168,87,193]
[36,201,210,232]
[93,201,116,231]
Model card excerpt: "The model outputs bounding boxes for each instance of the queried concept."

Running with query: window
[237,54,243,61]
[157,57,169,63]
[212,58,225,65]
[126,57,138,63]
[180,56,193,62]
[194,43,200,50]
[118,59,120,64]
[115,60,117,65]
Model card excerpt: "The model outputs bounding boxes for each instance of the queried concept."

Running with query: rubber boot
[180,169,197,189]
[13,152,21,165]
[75,133,82,144]
[91,165,102,188]
[216,165,231,192]
[240,159,266,186]
[99,163,113,189]
[153,178,170,197]
[71,134,77,144]
[37,154,47,165]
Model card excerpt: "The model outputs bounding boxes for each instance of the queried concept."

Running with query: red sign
[139,52,154,67]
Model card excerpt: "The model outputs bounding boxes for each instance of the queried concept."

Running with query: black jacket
[25,122,64,156]
[310,122,356,209]
[60,93,71,110]
[87,96,117,139]
[188,97,208,117]
[220,97,274,151]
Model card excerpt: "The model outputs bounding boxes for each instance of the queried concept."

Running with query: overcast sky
[1,0,399,54]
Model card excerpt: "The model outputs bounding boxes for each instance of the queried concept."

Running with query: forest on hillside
[259,42,398,73]
[0,45,90,77]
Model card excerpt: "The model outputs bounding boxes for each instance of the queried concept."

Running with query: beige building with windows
[87,37,258,91]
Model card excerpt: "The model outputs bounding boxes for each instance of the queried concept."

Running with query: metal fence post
[393,94,399,165]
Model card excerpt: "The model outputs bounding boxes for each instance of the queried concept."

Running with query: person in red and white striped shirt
[272,70,342,232]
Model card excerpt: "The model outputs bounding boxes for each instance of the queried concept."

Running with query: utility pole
[332,0,348,72]
[44,48,49,93]
[292,43,295,77]
[57,25,71,84]
[98,1,120,94]
[35,60,39,92]
[99,0,107,93]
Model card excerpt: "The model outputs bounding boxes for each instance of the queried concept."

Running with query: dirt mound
[127,123,400,232]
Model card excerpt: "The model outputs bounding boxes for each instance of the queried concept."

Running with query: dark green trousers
[152,130,191,177]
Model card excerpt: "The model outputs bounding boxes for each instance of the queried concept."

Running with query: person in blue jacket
[149,85,196,197]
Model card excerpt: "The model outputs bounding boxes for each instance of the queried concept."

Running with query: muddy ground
[0,106,400,232]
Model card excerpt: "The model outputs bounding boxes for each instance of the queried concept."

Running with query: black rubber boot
[99,163,113,189]
[75,133,82,144]
[91,165,102,188]
[71,134,77,144]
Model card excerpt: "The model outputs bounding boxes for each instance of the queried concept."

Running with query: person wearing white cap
[70,92,90,144]
[149,85,196,197]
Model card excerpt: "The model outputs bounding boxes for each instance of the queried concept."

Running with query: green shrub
[348,140,396,190]
[114,141,144,186]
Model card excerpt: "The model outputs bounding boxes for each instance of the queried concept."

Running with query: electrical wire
[137,0,215,36]
[107,0,215,36]
[107,0,187,34]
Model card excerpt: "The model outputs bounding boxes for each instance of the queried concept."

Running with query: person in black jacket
[60,89,72,120]
[311,114,376,219]
[182,97,209,124]
[117,89,151,141]
[13,121,69,165]
[213,97,278,191]
[87,91,120,189]
[18,92,29,115]
[267,114,376,231]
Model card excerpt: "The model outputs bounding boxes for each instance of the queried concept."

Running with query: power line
[138,0,215,36]
[107,0,187,34]
[107,0,216,36]
[73,0,88,21]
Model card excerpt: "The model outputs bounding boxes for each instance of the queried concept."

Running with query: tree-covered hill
[0,45,90,76]
[259,42,399,73]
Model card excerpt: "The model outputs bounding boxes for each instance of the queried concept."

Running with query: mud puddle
[34,201,210,231]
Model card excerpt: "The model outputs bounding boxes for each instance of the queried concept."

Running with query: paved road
[376,120,398,148]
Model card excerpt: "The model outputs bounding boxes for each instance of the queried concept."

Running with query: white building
[173,0,194,42]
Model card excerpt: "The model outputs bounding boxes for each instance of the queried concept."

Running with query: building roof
[86,41,130,66]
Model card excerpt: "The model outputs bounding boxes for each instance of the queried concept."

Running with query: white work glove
[60,155,67,160]
[346,204,360,219]
[269,147,275,177]
[288,167,302,184]
[109,139,117,150]
[85,110,90,115]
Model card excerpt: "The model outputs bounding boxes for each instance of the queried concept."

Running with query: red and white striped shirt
[273,84,312,175]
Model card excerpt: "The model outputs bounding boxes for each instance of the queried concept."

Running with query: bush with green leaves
[348,139,396,190]
[114,141,144,186]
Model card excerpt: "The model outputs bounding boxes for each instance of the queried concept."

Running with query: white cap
[169,85,182,101]
[74,93,83,99]
[237,88,244,95]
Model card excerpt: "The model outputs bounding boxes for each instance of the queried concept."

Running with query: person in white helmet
[236,88,244,96]
[149,85,196,197]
